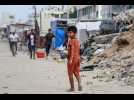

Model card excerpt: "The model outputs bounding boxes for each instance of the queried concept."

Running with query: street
[0,39,69,94]
[1,39,134,94]
[0,39,87,94]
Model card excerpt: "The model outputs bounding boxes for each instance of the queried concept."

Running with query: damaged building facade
[76,5,112,20]
[76,5,134,21]
[75,5,134,46]
[79,5,134,87]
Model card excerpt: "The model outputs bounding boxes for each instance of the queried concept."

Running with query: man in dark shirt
[44,28,55,57]
[27,29,36,59]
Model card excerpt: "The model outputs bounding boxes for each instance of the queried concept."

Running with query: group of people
[8,28,54,59]
[8,26,82,92]
[27,28,54,59]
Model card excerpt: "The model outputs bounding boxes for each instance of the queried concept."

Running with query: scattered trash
[80,64,98,72]
[86,81,93,85]
[3,92,8,94]
[2,86,8,89]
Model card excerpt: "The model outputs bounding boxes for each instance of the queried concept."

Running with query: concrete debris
[80,64,98,72]
[94,33,121,44]
[89,26,134,86]
[80,9,134,86]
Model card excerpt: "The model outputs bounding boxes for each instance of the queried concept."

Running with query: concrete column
[98,5,102,20]
[77,9,79,21]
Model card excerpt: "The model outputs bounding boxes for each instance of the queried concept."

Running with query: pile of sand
[89,26,134,86]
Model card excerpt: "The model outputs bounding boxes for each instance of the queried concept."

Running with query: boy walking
[67,26,82,91]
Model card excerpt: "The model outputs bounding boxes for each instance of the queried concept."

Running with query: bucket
[36,51,46,58]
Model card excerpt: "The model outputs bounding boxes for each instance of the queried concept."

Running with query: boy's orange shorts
[67,60,80,77]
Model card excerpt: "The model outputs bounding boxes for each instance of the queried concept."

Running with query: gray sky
[0,5,49,22]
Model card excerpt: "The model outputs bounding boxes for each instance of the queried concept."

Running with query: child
[67,26,82,91]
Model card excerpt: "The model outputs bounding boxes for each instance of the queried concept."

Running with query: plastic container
[36,51,45,58]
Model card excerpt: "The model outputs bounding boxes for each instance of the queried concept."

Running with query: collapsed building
[80,9,134,86]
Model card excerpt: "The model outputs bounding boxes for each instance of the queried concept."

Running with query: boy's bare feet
[67,88,75,92]
[78,86,82,91]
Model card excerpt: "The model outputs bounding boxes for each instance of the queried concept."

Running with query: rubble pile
[113,9,134,33]
[81,9,134,76]
[80,36,97,61]
[114,9,134,22]
[80,33,120,65]
[94,33,120,44]
[80,32,120,71]
[90,26,134,86]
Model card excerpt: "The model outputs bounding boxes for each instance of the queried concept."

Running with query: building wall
[39,9,66,35]
[40,11,54,35]
[98,5,112,20]
[76,5,113,21]
[112,5,134,14]
[62,5,134,21]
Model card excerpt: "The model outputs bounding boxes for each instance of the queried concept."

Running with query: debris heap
[90,26,134,86]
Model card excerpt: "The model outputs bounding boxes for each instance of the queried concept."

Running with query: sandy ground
[0,39,134,94]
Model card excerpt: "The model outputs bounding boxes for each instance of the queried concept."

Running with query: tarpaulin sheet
[53,28,65,48]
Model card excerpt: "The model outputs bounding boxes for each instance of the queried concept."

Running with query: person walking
[44,28,55,57]
[1,31,5,40]
[67,26,82,92]
[27,29,36,59]
[9,32,19,56]
[8,32,12,51]
[63,32,68,49]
